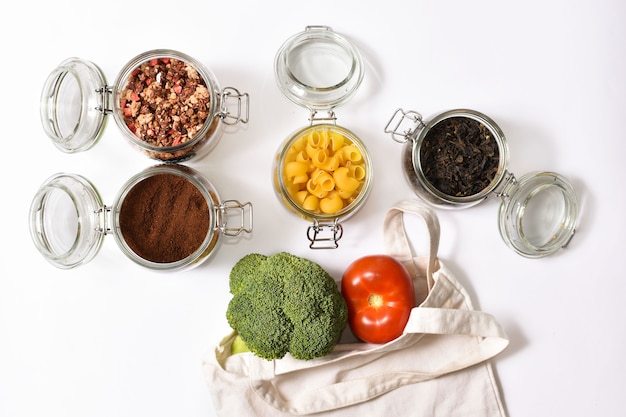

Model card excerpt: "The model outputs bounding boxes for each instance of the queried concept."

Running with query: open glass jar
[385,108,578,258]
[29,164,253,271]
[40,49,249,162]
[272,26,372,249]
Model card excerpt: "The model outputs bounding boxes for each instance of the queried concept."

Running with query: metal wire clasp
[309,109,337,125]
[220,87,250,125]
[217,200,253,237]
[384,108,424,144]
[307,219,343,249]
[494,171,517,199]
[94,205,111,235]
[95,85,113,115]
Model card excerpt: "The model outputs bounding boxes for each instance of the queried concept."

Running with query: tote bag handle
[384,199,439,291]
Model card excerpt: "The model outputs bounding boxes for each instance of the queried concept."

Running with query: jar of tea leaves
[29,164,252,271]
[385,108,578,258]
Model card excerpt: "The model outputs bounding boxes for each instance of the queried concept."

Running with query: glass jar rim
[275,26,364,111]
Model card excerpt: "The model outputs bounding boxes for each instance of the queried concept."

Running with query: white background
[1,0,624,416]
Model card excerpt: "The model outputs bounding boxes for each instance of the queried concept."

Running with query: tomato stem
[368,293,383,308]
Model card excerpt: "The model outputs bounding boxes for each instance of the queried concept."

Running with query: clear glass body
[111,165,221,271]
[273,124,373,224]
[405,109,510,209]
[112,49,223,162]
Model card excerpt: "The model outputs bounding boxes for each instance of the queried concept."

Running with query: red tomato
[341,255,415,344]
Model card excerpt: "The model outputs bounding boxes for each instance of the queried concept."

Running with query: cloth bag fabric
[202,199,509,416]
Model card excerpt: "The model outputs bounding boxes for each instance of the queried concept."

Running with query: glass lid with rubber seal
[29,173,106,269]
[497,171,578,258]
[274,25,364,112]
[40,58,108,153]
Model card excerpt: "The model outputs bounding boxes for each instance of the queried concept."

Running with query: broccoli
[225,252,348,361]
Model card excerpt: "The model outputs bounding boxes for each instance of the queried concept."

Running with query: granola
[120,57,211,150]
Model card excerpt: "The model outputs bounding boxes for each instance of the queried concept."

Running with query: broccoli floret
[225,252,347,361]
[228,253,267,295]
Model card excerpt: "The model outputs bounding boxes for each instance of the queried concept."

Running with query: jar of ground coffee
[40,49,249,162]
[385,108,578,258]
[29,164,252,270]
[272,26,372,249]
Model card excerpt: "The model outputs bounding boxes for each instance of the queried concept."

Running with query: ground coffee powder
[119,172,210,263]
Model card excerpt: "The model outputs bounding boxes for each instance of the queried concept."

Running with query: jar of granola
[29,164,253,271]
[40,49,249,162]
[272,26,372,249]
[385,108,579,258]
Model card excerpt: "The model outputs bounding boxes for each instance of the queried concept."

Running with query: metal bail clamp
[94,205,112,235]
[309,109,337,125]
[384,108,425,144]
[307,218,343,249]
[220,87,250,125]
[494,171,518,199]
[217,200,253,237]
[95,85,113,115]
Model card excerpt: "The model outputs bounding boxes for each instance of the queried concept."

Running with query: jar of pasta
[385,108,579,258]
[29,164,253,271]
[40,49,249,162]
[272,26,372,249]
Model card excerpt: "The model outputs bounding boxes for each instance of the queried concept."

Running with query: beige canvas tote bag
[203,199,509,416]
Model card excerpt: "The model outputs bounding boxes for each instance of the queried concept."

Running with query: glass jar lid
[274,26,364,111]
[498,171,578,258]
[29,173,105,269]
[40,58,108,153]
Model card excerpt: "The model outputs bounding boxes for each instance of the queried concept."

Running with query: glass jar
[40,49,249,162]
[272,26,372,249]
[385,108,578,258]
[29,164,253,271]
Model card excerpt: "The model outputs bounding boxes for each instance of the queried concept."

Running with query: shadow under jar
[40,49,249,162]
[385,108,578,258]
[272,26,372,249]
[29,164,252,271]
